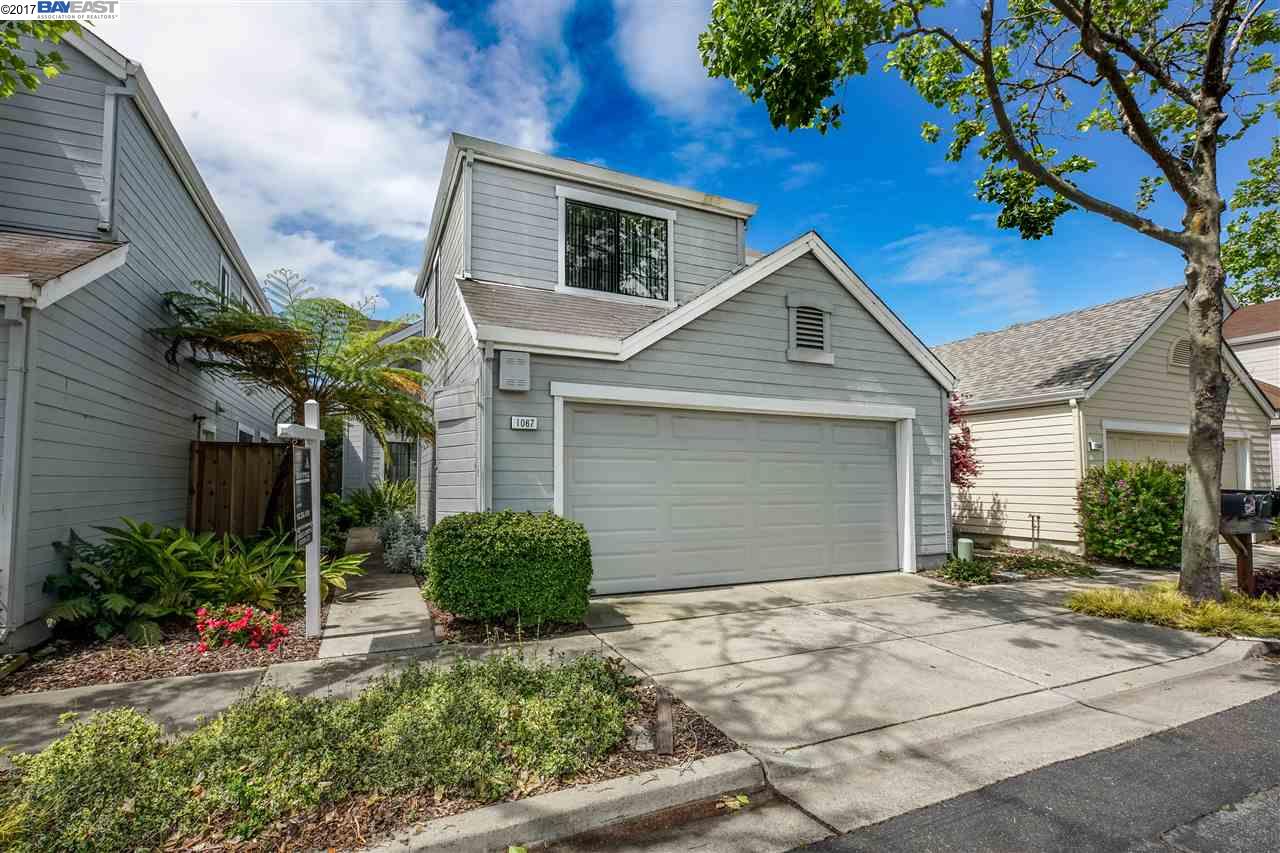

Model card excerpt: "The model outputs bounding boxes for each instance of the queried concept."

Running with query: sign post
[278,399,325,637]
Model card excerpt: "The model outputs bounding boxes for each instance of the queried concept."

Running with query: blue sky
[98,0,1276,346]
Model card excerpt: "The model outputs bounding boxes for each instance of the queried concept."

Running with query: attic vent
[786,293,835,365]
[794,305,826,349]
[1169,337,1192,370]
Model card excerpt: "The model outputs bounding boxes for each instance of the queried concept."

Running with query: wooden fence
[188,442,291,537]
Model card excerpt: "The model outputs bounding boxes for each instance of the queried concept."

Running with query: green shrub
[1,653,633,851]
[379,510,428,575]
[426,511,593,625]
[348,480,416,526]
[937,558,996,584]
[1077,459,1184,567]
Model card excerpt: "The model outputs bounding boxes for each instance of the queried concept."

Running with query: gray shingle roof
[458,278,672,339]
[932,286,1182,404]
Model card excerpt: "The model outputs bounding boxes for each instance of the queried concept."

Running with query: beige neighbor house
[934,287,1276,552]
[1223,300,1280,469]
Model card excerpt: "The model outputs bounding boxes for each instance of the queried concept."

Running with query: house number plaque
[511,416,538,431]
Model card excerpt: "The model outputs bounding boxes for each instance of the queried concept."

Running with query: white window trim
[555,185,678,309]
[1100,418,1252,488]
[199,421,217,441]
[549,382,918,573]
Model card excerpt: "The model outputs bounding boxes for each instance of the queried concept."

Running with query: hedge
[425,511,593,624]
[1077,459,1184,567]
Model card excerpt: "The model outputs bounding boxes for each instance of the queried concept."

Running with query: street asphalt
[796,684,1280,853]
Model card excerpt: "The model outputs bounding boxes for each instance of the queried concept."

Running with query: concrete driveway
[586,570,1280,835]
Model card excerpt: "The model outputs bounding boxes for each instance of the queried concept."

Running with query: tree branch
[977,0,1189,249]
[1051,0,1198,104]
[1202,0,1240,99]
[1224,0,1265,78]
[1054,0,1198,204]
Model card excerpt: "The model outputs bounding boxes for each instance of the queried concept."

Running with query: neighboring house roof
[1256,379,1280,410]
[453,231,956,391]
[459,279,670,339]
[63,30,269,313]
[0,232,130,309]
[934,286,1275,417]
[934,287,1182,406]
[416,133,758,297]
[1224,299,1280,342]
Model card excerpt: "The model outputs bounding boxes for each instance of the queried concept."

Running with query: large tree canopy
[1,21,80,100]
[155,270,444,446]
[702,0,1278,600]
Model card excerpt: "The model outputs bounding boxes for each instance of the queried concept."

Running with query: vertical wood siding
[17,96,280,623]
[1082,304,1273,489]
[0,43,113,236]
[490,253,950,558]
[952,404,1082,547]
[469,161,743,304]
[419,173,480,523]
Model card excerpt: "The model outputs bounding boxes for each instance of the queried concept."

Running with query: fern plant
[47,531,168,645]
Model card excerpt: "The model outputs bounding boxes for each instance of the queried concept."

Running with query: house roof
[1224,299,1280,341]
[453,231,956,391]
[0,233,124,284]
[933,287,1183,405]
[459,279,672,339]
[1256,379,1280,410]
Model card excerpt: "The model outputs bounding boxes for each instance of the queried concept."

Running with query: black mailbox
[1222,489,1280,520]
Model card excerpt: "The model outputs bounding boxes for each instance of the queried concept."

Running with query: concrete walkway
[317,527,435,658]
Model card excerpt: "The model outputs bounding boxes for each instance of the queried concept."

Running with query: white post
[304,399,322,638]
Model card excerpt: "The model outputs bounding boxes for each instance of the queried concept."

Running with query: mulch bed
[157,679,738,852]
[425,598,591,644]
[0,604,326,697]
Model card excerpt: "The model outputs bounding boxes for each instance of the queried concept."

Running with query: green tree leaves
[1225,138,1280,303]
[1,21,81,100]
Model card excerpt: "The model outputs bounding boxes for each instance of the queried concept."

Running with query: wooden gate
[188,442,291,537]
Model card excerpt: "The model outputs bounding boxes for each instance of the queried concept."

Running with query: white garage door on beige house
[935,287,1276,552]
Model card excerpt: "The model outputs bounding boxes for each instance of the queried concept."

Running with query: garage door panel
[1107,431,1242,488]
[566,403,900,594]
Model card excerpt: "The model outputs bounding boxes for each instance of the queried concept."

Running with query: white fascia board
[378,319,425,346]
[549,382,915,421]
[963,390,1084,413]
[1226,330,1280,346]
[416,144,466,297]
[0,276,35,301]
[454,132,757,219]
[1082,291,1185,400]
[34,244,129,309]
[474,325,622,357]
[454,276,479,345]
[1102,418,1250,441]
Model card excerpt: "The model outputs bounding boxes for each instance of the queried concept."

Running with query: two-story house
[0,31,279,650]
[410,134,956,595]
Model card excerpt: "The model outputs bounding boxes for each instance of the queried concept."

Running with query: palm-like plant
[154,269,443,444]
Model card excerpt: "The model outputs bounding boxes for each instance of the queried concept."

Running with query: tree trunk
[1180,230,1230,602]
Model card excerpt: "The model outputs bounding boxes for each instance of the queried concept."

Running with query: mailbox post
[278,399,325,637]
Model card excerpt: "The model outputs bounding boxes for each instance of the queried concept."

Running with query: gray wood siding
[469,161,743,304]
[342,420,368,497]
[491,253,949,558]
[18,97,280,623]
[420,175,480,523]
[0,42,113,237]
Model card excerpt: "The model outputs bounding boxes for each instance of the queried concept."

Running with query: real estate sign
[293,444,314,547]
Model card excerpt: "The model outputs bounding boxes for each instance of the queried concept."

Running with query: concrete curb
[362,750,765,852]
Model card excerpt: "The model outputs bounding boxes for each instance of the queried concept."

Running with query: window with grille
[386,441,417,483]
[786,293,835,365]
[564,199,670,301]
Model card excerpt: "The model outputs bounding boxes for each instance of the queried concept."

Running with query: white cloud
[781,161,822,191]
[612,0,727,120]
[882,227,1041,319]
[94,0,579,310]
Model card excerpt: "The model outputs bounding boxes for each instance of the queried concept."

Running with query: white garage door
[564,403,899,595]
[1107,431,1241,488]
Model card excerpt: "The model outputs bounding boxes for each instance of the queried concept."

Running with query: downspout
[476,343,495,511]
[1069,398,1086,477]
[0,299,31,645]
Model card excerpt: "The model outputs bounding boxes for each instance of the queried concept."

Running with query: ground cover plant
[380,509,427,575]
[1068,582,1280,638]
[0,653,636,852]
[933,550,1099,586]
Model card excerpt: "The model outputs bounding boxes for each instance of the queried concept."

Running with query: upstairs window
[557,186,676,306]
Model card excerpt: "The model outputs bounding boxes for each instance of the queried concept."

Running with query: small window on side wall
[786,292,834,365]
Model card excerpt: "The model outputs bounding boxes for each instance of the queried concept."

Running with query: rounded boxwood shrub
[1077,459,1184,567]
[425,511,592,624]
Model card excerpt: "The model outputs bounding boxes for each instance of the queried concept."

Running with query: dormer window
[556,185,676,306]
